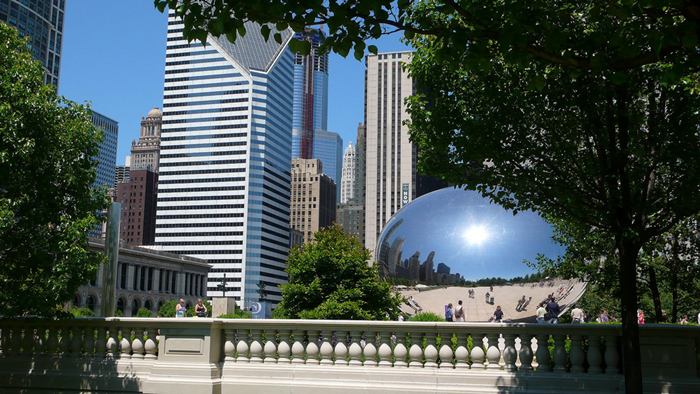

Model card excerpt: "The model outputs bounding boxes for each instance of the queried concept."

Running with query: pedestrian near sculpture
[175,298,186,318]
[454,300,465,322]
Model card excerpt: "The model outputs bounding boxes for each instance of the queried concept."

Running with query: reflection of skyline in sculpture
[376,187,565,282]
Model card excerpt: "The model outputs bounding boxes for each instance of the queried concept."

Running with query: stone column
[152,269,160,293]
[126,264,136,291]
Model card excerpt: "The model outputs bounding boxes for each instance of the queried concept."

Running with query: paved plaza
[399,279,587,322]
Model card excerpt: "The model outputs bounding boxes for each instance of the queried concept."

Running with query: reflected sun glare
[463,224,490,246]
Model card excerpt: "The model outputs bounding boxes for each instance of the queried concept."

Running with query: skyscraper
[114,156,131,189]
[291,29,328,159]
[0,0,65,86]
[312,128,343,201]
[154,16,294,306]
[92,111,119,189]
[131,108,162,172]
[337,123,366,244]
[115,169,157,246]
[340,143,356,204]
[363,52,444,256]
[289,158,336,243]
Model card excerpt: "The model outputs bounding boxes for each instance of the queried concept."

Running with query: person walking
[536,303,546,324]
[454,300,465,322]
[175,298,187,318]
[492,305,504,323]
[680,314,689,325]
[445,303,454,322]
[571,306,585,324]
[598,309,610,323]
[546,299,560,324]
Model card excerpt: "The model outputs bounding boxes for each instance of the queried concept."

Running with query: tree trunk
[618,237,643,394]
[647,266,663,322]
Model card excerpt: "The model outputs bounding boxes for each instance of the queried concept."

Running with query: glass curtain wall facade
[0,0,65,86]
[154,15,293,306]
[312,129,342,202]
[290,29,328,159]
[91,111,119,189]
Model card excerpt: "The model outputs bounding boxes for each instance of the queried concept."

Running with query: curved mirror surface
[376,187,565,283]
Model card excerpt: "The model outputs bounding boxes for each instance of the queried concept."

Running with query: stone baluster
[144,327,157,360]
[535,334,551,372]
[377,330,393,367]
[604,335,619,374]
[70,327,83,357]
[438,332,454,369]
[235,328,250,363]
[333,330,348,366]
[319,329,334,365]
[423,331,438,368]
[587,334,603,373]
[362,331,378,367]
[249,329,263,363]
[553,335,568,372]
[569,334,585,373]
[105,325,118,359]
[306,330,320,365]
[59,327,72,356]
[348,330,363,366]
[503,333,517,372]
[263,329,278,364]
[518,333,534,371]
[119,327,132,359]
[131,327,145,360]
[470,334,486,369]
[454,332,469,369]
[0,327,9,356]
[94,327,107,359]
[21,326,35,355]
[290,329,306,364]
[84,326,96,357]
[408,331,424,368]
[277,330,291,364]
[486,334,501,369]
[393,331,408,368]
[223,329,236,362]
[45,326,57,357]
[35,325,47,355]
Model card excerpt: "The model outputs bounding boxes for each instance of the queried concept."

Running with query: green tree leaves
[0,22,107,317]
[275,225,401,320]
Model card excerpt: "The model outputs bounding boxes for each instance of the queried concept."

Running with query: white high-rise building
[154,15,294,306]
[340,143,356,204]
[364,51,416,256]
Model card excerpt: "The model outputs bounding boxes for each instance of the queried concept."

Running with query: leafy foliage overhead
[156,0,700,80]
[274,225,401,320]
[0,22,107,317]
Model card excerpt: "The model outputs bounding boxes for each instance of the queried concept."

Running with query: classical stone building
[290,158,336,243]
[71,240,210,317]
[131,108,162,172]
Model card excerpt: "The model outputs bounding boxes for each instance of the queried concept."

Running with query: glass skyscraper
[0,0,65,86]
[91,111,119,189]
[291,29,328,159]
[312,129,343,202]
[154,15,294,306]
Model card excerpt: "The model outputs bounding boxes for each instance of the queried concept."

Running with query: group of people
[175,298,208,318]
[535,296,561,324]
[444,300,466,321]
[515,295,532,312]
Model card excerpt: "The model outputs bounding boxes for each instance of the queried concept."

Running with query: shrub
[158,300,178,317]
[408,312,444,322]
[69,307,94,318]
[136,307,152,317]
[219,310,252,319]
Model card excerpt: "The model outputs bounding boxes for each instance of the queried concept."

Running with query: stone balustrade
[0,318,698,393]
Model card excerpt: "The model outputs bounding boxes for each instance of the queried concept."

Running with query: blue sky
[59,1,410,165]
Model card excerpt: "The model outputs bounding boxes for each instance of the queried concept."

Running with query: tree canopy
[274,225,402,320]
[155,1,700,391]
[0,22,107,317]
